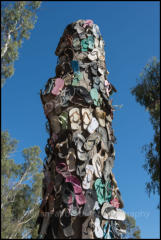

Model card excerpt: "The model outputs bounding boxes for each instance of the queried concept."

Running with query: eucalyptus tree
[1,1,41,87]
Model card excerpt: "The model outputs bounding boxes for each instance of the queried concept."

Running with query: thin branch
[9,214,36,239]
[1,31,11,58]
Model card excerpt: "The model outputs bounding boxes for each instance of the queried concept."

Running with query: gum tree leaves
[131,57,160,207]
[1,1,42,87]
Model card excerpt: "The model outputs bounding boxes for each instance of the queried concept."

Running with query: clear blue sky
[2,1,160,238]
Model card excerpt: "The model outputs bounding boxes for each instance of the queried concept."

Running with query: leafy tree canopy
[1,1,42,87]
[123,214,141,239]
[1,131,43,239]
[131,57,160,207]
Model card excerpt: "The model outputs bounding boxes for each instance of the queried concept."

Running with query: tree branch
[1,31,11,58]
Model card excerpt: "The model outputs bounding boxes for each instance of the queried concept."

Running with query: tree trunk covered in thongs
[36,20,126,239]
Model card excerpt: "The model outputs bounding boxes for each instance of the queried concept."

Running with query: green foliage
[123,214,141,239]
[1,131,43,239]
[1,1,42,87]
[131,57,160,206]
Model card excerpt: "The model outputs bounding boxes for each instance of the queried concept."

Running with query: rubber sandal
[76,162,86,178]
[92,153,103,178]
[95,107,106,127]
[69,108,81,130]
[90,88,99,106]
[73,131,89,161]
[65,175,86,205]
[90,62,98,76]
[63,73,74,86]
[61,182,74,205]
[94,217,104,238]
[74,22,85,34]
[111,220,126,235]
[82,164,94,189]
[114,188,124,209]
[68,198,80,216]
[56,138,69,159]
[60,208,74,237]
[92,24,101,38]
[64,47,74,60]
[82,189,97,216]
[43,78,55,94]
[60,85,75,106]
[48,114,61,135]
[103,157,114,181]
[87,35,94,50]
[106,122,112,141]
[83,19,93,28]
[94,178,112,205]
[72,38,81,51]
[81,38,89,52]
[59,111,69,130]
[97,126,109,153]
[54,174,64,193]
[56,162,71,178]
[82,108,92,130]
[66,148,76,172]
[110,198,120,208]
[87,117,99,134]
[88,48,101,61]
[103,221,113,239]
[101,202,126,221]
[82,215,95,239]
[75,86,93,104]
[84,132,101,151]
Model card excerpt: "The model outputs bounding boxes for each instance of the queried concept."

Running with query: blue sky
[2,1,160,238]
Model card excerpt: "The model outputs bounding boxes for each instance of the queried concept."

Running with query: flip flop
[51,78,64,96]
[82,108,92,130]
[66,148,76,172]
[63,73,74,86]
[94,178,112,205]
[68,198,80,216]
[59,85,75,107]
[83,19,93,28]
[43,78,55,95]
[110,198,120,209]
[59,111,69,130]
[87,117,99,134]
[82,189,97,216]
[95,107,106,127]
[48,114,61,135]
[110,220,126,235]
[88,48,101,61]
[97,126,109,153]
[73,131,89,161]
[82,164,94,189]
[92,153,103,178]
[61,182,75,205]
[69,108,81,130]
[94,217,104,238]
[60,208,74,237]
[90,88,99,106]
[103,157,114,181]
[76,162,87,178]
[84,132,101,151]
[56,162,71,178]
[65,175,86,205]
[75,86,93,105]
[56,138,69,159]
[82,215,95,239]
[101,202,126,221]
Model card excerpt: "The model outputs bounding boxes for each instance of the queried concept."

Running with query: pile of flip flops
[37,19,126,239]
